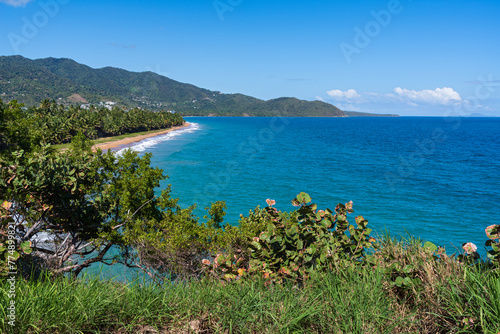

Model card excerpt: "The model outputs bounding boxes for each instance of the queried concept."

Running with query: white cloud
[393,87,462,105]
[325,87,463,106]
[315,96,325,102]
[321,86,482,116]
[0,0,34,7]
[326,89,361,100]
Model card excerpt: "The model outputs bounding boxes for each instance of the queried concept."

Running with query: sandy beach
[92,122,191,151]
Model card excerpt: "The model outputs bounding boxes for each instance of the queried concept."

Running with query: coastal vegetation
[1,99,499,333]
[0,56,347,117]
[0,99,184,150]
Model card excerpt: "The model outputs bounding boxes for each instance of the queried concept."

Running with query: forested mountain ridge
[0,56,345,117]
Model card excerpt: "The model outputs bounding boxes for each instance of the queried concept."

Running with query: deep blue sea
[90,116,499,279]
[136,116,500,253]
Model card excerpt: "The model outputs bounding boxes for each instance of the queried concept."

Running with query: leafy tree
[0,98,187,279]
[0,143,171,277]
[0,100,42,153]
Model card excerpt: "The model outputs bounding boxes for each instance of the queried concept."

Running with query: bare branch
[53,242,114,277]
[32,247,56,255]
[60,244,76,267]
[23,213,46,241]
[54,233,71,254]
[76,241,94,251]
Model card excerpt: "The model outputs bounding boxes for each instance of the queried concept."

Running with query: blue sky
[1,0,499,116]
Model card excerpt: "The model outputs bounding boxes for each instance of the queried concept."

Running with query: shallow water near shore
[86,116,500,278]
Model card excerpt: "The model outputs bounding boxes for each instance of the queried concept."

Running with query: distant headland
[0,55,398,118]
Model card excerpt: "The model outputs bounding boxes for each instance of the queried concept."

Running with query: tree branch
[32,246,55,255]
[53,242,114,277]
[54,233,71,254]
[22,212,46,241]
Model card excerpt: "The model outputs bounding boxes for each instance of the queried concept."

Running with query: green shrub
[203,192,376,284]
[485,224,500,266]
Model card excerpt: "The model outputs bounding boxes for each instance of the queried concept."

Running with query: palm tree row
[1,99,185,150]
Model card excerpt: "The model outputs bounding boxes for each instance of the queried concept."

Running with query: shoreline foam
[92,122,191,152]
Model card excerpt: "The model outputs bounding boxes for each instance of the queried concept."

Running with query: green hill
[0,56,345,117]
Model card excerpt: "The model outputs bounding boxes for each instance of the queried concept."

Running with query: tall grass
[1,269,402,333]
[437,268,500,333]
[1,238,499,333]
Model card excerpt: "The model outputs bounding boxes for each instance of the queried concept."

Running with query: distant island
[344,111,399,117]
[0,56,398,117]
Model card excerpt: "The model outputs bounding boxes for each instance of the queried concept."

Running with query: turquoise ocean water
[88,116,500,278]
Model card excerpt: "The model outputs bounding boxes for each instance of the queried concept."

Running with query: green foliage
[1,146,101,240]
[121,192,208,282]
[391,240,443,289]
[121,199,241,282]
[203,193,376,284]
[225,206,281,251]
[0,99,185,154]
[69,130,92,154]
[257,194,373,282]
[371,236,436,291]
[204,201,227,229]
[202,251,248,282]
[0,100,43,152]
[0,145,173,277]
[485,224,500,265]
[199,206,280,282]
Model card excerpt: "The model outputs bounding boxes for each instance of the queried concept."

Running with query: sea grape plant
[201,250,247,282]
[246,192,376,283]
[485,224,500,266]
[457,242,480,264]
[201,193,376,284]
